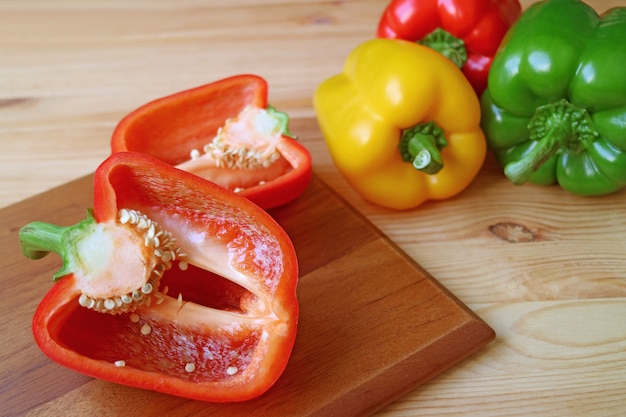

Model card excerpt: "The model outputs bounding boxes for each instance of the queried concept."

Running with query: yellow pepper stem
[399,121,448,175]
[419,27,467,69]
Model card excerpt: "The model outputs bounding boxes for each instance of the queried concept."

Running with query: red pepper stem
[20,221,69,260]
[504,99,598,185]
[267,105,297,139]
[399,121,447,175]
[19,209,96,281]
[419,27,467,68]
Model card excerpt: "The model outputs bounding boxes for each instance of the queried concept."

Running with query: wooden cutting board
[1,174,494,417]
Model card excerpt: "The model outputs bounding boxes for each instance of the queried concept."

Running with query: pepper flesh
[20,152,299,402]
[111,74,312,210]
[377,0,522,95]
[314,38,486,210]
[481,0,626,196]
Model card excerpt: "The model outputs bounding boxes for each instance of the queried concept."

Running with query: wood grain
[1,0,626,416]
[0,174,494,417]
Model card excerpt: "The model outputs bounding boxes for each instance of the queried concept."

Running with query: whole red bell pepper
[111,74,312,210]
[377,0,522,95]
[19,152,299,402]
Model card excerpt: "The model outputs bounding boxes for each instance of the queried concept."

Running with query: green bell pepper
[481,0,626,196]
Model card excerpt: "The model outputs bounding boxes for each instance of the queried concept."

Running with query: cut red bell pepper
[111,74,312,210]
[377,0,522,95]
[19,152,299,402]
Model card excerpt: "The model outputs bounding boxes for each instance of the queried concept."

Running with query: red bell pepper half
[19,152,299,402]
[111,74,312,210]
[377,0,522,95]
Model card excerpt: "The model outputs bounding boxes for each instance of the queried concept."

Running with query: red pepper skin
[377,0,522,95]
[31,152,299,402]
[110,74,312,210]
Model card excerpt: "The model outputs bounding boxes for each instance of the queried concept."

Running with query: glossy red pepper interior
[55,266,260,382]
[110,74,312,210]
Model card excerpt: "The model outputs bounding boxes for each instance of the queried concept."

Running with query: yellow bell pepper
[313,38,486,210]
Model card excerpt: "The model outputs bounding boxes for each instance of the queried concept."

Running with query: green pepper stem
[504,99,598,185]
[399,121,447,175]
[419,27,467,68]
[504,126,565,184]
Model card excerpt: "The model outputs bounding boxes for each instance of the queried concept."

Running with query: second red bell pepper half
[377,0,522,96]
[19,151,299,402]
[111,74,312,210]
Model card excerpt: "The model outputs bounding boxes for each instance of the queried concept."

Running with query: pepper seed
[140,323,152,335]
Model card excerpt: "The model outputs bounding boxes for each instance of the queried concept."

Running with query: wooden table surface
[1,1,625,416]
